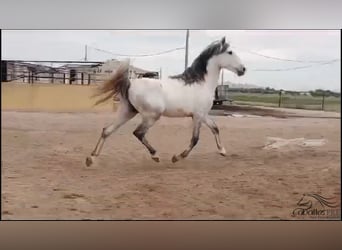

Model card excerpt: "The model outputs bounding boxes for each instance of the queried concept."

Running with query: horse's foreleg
[172,117,202,163]
[133,115,160,162]
[203,116,226,156]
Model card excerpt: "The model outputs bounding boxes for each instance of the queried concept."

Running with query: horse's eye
[228,51,233,55]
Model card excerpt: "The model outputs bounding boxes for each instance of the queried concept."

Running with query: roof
[103,59,157,74]
[61,63,102,68]
[5,59,157,74]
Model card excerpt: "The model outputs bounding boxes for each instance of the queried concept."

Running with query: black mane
[169,40,228,84]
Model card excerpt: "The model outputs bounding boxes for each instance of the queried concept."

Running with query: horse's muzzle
[237,67,246,76]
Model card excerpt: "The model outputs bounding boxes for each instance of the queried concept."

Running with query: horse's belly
[162,107,193,117]
[162,94,195,117]
[162,93,212,117]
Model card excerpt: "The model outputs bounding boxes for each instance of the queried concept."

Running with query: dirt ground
[1,110,341,220]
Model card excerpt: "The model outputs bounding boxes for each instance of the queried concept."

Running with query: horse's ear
[221,37,226,45]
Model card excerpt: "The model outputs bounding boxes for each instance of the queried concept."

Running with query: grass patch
[229,92,340,112]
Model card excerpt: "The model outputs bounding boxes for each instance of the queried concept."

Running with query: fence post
[81,73,84,85]
[321,93,325,110]
[51,73,54,83]
[278,90,282,107]
[63,73,66,84]
[88,74,91,85]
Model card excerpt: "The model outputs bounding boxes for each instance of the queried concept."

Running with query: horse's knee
[212,125,219,135]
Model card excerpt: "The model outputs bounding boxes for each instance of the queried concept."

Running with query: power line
[251,59,339,72]
[232,45,340,64]
[88,45,185,58]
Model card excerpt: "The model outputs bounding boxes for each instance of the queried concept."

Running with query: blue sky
[2,30,340,92]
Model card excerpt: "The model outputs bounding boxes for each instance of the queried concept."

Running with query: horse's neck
[204,59,221,93]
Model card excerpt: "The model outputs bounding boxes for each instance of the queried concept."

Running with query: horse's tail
[92,61,132,106]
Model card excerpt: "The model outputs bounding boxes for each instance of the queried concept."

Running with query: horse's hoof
[219,148,226,156]
[152,155,160,162]
[171,155,179,163]
[85,156,94,167]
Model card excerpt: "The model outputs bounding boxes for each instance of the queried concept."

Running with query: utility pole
[84,45,88,61]
[221,71,224,85]
[185,29,189,70]
[321,92,325,110]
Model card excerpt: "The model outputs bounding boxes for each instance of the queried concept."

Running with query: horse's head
[170,36,246,84]
[213,37,246,76]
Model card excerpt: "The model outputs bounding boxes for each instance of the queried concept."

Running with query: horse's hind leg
[133,114,160,162]
[86,102,136,166]
[203,116,226,156]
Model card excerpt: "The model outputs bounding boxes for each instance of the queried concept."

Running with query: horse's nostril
[242,67,246,72]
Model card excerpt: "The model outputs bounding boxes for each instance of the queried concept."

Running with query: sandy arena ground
[2,109,340,220]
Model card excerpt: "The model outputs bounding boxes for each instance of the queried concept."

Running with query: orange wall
[1,83,117,112]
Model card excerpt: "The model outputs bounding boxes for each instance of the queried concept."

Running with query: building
[1,59,159,84]
[96,59,159,82]
[59,63,102,84]
[1,61,57,83]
